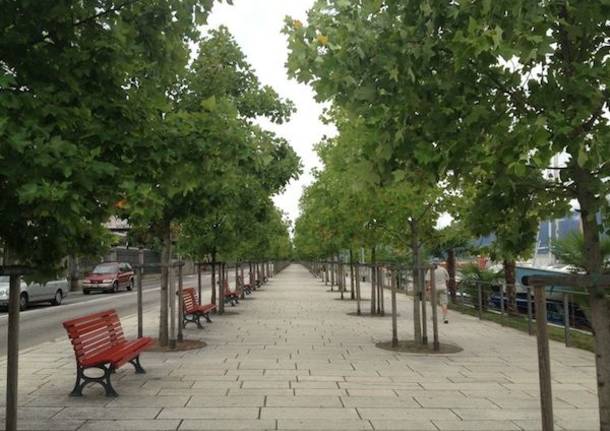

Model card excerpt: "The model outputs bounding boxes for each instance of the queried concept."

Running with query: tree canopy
[286,1,609,426]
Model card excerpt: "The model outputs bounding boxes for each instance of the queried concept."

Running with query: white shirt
[425,266,449,291]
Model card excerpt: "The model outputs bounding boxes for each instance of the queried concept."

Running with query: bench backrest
[63,309,126,365]
[183,287,198,313]
[223,279,234,295]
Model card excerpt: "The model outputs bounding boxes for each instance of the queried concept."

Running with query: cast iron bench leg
[129,355,146,374]
[184,314,204,329]
[70,364,119,398]
[195,314,204,329]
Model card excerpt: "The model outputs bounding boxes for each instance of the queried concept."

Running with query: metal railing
[453,278,596,348]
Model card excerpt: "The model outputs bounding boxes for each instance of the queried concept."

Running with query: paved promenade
[0,265,599,430]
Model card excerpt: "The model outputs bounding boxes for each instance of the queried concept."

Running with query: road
[0,272,228,355]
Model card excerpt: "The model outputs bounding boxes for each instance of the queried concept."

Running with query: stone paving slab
[0,264,601,430]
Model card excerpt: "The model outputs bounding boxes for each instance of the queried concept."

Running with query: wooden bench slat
[63,309,152,397]
[63,310,140,367]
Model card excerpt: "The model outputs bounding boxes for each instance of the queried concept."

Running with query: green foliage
[458,172,568,261]
[429,223,472,258]
[0,1,298,279]
[458,263,504,308]
[287,2,610,420]
[293,108,453,264]
[122,26,301,254]
[0,0,218,273]
[287,0,609,272]
[551,231,610,274]
[459,263,504,286]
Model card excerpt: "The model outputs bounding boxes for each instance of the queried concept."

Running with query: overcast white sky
[207,1,336,225]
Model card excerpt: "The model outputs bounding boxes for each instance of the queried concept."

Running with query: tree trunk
[391,269,398,347]
[68,255,80,292]
[249,262,254,290]
[447,248,457,303]
[322,262,328,286]
[235,262,239,296]
[330,257,335,290]
[339,255,344,300]
[211,251,217,306]
[219,262,225,314]
[159,222,171,347]
[350,249,355,300]
[197,263,202,305]
[239,262,245,299]
[355,263,361,315]
[378,266,384,315]
[410,220,422,345]
[376,266,381,314]
[576,166,610,430]
[503,259,517,314]
[371,247,376,315]
[5,247,21,431]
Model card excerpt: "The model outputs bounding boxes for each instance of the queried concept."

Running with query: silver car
[0,276,69,310]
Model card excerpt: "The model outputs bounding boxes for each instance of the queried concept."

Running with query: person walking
[426,258,450,323]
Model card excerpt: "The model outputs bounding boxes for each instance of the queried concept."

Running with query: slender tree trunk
[239,262,245,299]
[355,263,362,315]
[371,247,376,315]
[339,255,344,300]
[197,262,202,305]
[503,259,517,314]
[420,261,428,345]
[378,266,384,315]
[159,222,171,347]
[410,220,422,345]
[330,257,335,290]
[236,262,240,298]
[68,255,80,292]
[211,251,217,305]
[375,266,383,314]
[447,248,457,303]
[350,249,355,300]
[219,262,225,314]
[322,263,328,286]
[391,269,398,347]
[168,257,176,349]
[575,166,610,430]
[5,245,21,431]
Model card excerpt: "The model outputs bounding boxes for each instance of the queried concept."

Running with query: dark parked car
[82,262,134,294]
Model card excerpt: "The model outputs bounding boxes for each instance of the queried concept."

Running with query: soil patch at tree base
[347,312,398,318]
[376,340,463,354]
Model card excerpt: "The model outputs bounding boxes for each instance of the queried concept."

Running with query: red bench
[183,287,216,329]
[236,275,253,295]
[223,280,239,306]
[63,309,153,397]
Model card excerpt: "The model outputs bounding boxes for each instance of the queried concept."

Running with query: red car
[82,262,134,294]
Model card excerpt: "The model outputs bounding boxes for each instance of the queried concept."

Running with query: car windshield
[92,263,119,274]
[0,276,9,283]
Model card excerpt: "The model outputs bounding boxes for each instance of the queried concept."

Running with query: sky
[207,1,336,225]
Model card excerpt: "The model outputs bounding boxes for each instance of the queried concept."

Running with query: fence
[452,278,597,350]
[103,247,161,274]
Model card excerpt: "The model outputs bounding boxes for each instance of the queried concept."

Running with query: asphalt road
[0,272,223,355]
